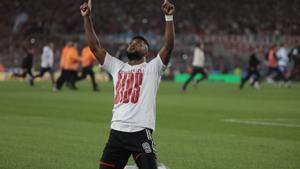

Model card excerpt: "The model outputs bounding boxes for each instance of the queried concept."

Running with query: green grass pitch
[0,81,299,169]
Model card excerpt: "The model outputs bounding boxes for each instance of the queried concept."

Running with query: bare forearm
[84,16,100,50]
[83,16,105,64]
[163,21,175,55]
[84,16,101,50]
[159,20,175,65]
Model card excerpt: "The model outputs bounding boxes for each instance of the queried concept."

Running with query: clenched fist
[80,2,91,17]
[161,0,175,15]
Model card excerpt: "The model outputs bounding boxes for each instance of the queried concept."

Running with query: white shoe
[284,81,291,88]
[158,163,170,169]
[52,86,58,92]
[277,82,284,88]
[124,163,169,169]
[266,77,274,84]
[254,82,260,90]
[124,165,137,169]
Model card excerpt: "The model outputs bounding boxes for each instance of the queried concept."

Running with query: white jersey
[192,47,205,67]
[41,46,54,68]
[276,47,289,67]
[101,53,166,132]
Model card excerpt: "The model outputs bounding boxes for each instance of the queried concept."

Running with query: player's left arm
[159,0,175,66]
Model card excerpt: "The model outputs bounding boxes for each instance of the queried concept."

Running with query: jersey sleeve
[148,54,167,75]
[100,52,124,75]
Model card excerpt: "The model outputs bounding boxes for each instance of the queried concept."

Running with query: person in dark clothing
[13,47,35,86]
[288,46,300,81]
[240,54,261,90]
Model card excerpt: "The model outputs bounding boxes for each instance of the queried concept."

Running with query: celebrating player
[80,0,175,168]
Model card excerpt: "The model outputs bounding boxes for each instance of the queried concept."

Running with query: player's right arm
[80,2,106,65]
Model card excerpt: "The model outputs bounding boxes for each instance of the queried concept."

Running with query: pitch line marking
[223,119,300,128]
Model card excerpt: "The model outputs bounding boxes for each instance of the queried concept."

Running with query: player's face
[127,39,148,53]
[126,39,148,60]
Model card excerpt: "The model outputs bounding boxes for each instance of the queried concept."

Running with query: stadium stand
[0,0,299,75]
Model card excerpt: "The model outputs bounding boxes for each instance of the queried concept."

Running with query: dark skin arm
[80,0,175,65]
[159,0,175,66]
[80,1,106,65]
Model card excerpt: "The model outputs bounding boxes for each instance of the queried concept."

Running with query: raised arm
[80,1,106,65]
[158,0,175,66]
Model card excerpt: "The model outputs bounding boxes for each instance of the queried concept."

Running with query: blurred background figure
[54,41,71,91]
[55,42,81,91]
[265,45,278,84]
[12,11,28,33]
[1,0,300,86]
[276,43,290,87]
[288,45,300,81]
[33,42,55,87]
[240,54,261,90]
[12,46,35,86]
[182,41,208,92]
[75,45,99,91]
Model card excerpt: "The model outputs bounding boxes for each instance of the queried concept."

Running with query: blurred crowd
[2,0,299,36]
[0,0,300,77]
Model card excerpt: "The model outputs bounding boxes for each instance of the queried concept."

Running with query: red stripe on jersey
[114,69,143,104]
[99,161,116,168]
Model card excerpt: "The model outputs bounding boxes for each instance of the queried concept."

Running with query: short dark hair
[131,35,150,48]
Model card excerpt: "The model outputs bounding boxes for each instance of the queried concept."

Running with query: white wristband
[165,15,173,22]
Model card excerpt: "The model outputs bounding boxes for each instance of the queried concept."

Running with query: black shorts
[99,129,157,169]
[40,67,53,75]
[82,66,94,74]
[267,67,279,75]
[192,66,207,77]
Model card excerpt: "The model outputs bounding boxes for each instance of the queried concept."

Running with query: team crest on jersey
[142,142,152,153]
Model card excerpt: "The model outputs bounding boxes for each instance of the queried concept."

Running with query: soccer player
[276,43,290,87]
[182,41,208,92]
[13,46,35,86]
[239,54,261,90]
[76,45,99,91]
[80,0,175,168]
[34,42,55,86]
[288,45,300,81]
